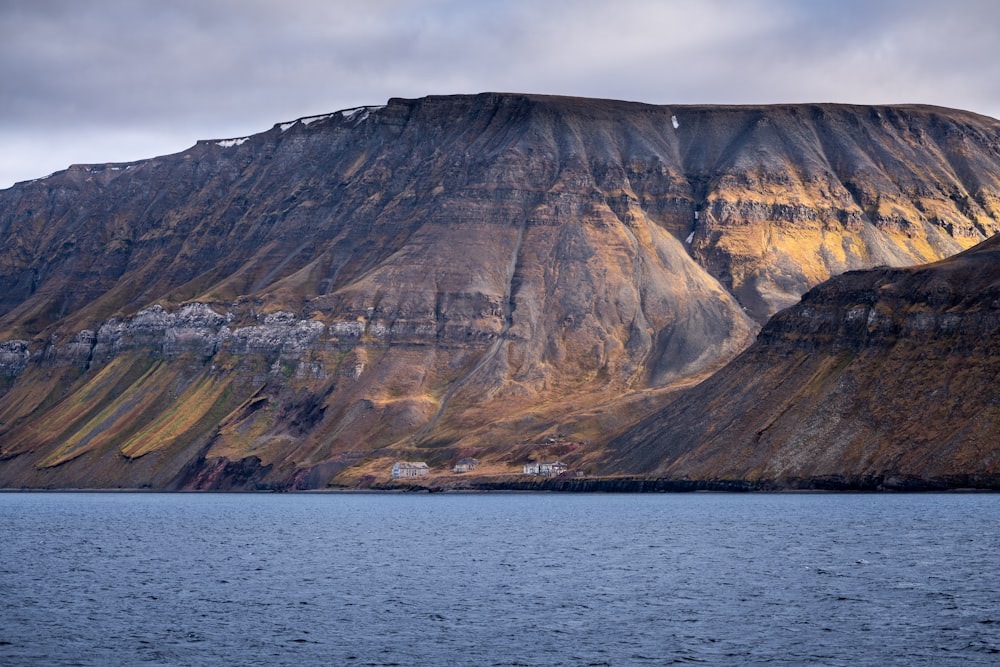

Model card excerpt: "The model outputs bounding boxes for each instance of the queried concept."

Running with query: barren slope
[608,234,1000,489]
[0,94,998,488]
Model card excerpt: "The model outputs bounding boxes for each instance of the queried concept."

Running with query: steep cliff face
[608,234,1000,488]
[0,93,998,489]
[675,104,1000,320]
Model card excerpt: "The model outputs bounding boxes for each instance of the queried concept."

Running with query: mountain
[0,93,998,489]
[608,233,1000,490]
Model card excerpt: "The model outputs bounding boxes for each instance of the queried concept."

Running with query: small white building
[522,461,568,477]
[453,458,479,473]
[392,461,429,478]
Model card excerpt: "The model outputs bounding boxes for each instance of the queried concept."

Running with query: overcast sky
[2,0,999,189]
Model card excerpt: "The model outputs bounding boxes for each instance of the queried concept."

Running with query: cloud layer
[3,0,999,188]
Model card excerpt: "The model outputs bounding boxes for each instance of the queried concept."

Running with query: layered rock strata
[0,94,999,488]
[608,234,1000,488]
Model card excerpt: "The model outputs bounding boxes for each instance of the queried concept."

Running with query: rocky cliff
[1,93,998,489]
[608,233,1000,489]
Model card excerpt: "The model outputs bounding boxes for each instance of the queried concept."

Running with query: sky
[2,0,999,189]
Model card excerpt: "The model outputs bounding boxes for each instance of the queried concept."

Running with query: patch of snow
[288,105,385,130]
[216,137,250,148]
[685,232,695,244]
[342,105,386,123]
[340,107,371,122]
[694,210,699,220]
[301,114,333,126]
[671,115,679,129]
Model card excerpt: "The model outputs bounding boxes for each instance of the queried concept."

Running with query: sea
[1,491,998,666]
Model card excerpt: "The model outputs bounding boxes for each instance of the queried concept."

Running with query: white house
[392,461,429,478]
[453,458,479,473]
[522,461,568,477]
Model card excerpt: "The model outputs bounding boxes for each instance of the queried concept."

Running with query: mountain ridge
[0,93,998,489]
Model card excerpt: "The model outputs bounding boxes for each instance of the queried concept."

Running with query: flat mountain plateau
[0,93,997,490]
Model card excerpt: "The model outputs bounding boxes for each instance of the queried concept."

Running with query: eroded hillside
[608,233,1000,489]
[0,94,998,489]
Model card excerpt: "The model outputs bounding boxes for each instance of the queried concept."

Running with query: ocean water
[1,492,998,666]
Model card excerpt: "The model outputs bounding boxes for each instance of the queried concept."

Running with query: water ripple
[1,492,999,665]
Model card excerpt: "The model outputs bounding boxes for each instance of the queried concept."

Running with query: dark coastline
[3,473,1000,493]
[358,472,1000,494]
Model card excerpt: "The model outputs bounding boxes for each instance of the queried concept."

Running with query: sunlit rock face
[609,234,1000,489]
[0,93,998,489]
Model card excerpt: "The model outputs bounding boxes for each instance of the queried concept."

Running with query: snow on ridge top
[300,113,334,126]
[279,105,386,131]
[216,137,250,148]
[339,104,386,119]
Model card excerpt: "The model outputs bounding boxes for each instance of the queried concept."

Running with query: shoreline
[3,473,999,494]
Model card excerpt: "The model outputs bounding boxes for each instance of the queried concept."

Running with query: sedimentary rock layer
[608,233,1000,487]
[0,94,998,488]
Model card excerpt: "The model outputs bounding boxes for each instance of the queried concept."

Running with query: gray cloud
[2,0,999,188]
